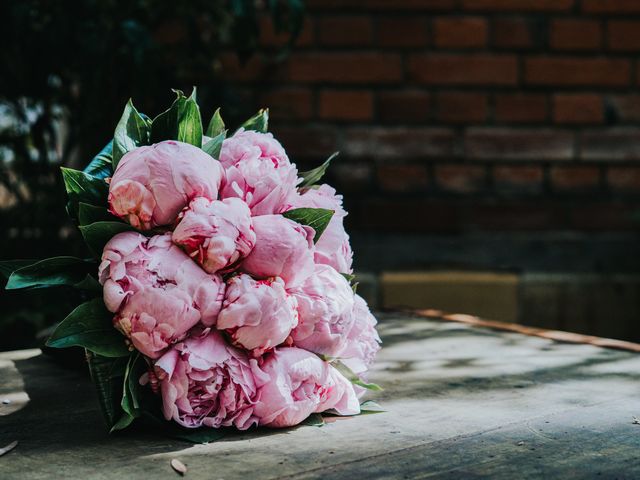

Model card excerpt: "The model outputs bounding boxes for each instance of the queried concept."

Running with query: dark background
[2,0,640,350]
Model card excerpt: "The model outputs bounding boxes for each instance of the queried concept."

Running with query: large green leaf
[332,360,383,391]
[86,351,129,429]
[239,108,269,133]
[112,99,151,169]
[298,152,339,189]
[151,89,203,147]
[112,352,147,432]
[5,256,95,290]
[79,221,137,257]
[301,413,325,427]
[78,203,116,226]
[46,298,129,357]
[61,167,109,218]
[282,208,334,243]
[83,141,114,179]
[205,108,225,137]
[202,131,226,160]
[0,260,37,279]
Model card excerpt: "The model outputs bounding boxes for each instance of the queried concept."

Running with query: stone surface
[1,312,640,479]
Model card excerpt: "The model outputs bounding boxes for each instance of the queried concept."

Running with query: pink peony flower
[172,197,256,274]
[292,184,353,274]
[108,141,224,230]
[291,264,355,358]
[254,347,360,428]
[99,232,225,326]
[217,275,298,356]
[241,214,315,288]
[341,294,381,384]
[155,331,269,429]
[219,129,299,215]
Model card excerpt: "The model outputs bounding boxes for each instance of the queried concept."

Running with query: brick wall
[216,0,640,234]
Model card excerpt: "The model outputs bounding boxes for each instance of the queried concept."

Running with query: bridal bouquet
[2,89,381,441]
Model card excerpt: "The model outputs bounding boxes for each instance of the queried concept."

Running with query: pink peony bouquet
[2,89,381,442]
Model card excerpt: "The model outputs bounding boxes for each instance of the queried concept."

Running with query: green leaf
[239,108,269,133]
[46,298,129,357]
[5,256,95,290]
[78,202,116,226]
[111,352,147,432]
[169,426,227,444]
[206,108,225,137]
[74,274,102,292]
[298,152,339,189]
[151,89,203,147]
[359,400,385,414]
[332,360,383,392]
[86,351,129,429]
[282,208,334,243]
[341,273,356,284]
[61,167,109,218]
[0,260,37,280]
[112,99,151,169]
[83,142,113,179]
[79,221,137,257]
[202,131,226,160]
[301,413,325,427]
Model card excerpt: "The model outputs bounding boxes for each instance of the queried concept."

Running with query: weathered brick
[525,57,631,87]
[319,90,374,121]
[436,92,488,123]
[377,164,430,193]
[258,16,314,48]
[607,167,640,194]
[349,199,460,233]
[583,0,640,13]
[462,0,574,11]
[609,95,640,123]
[554,94,604,124]
[608,21,640,51]
[569,202,640,231]
[218,53,286,83]
[270,126,338,158]
[493,166,544,193]
[492,18,536,49]
[408,54,518,85]
[433,17,488,48]
[581,128,640,161]
[468,203,564,230]
[377,91,431,123]
[435,165,487,193]
[344,127,455,159]
[550,19,602,50]
[259,88,314,121]
[289,53,402,83]
[317,16,373,46]
[377,17,428,48]
[466,128,574,160]
[550,166,601,192]
[332,161,374,194]
[495,94,548,123]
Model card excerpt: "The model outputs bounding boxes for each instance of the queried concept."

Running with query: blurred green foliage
[0,0,305,350]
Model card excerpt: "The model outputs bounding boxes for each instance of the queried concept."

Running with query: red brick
[463,0,573,11]
[468,203,564,230]
[317,16,373,46]
[377,165,429,193]
[525,57,631,87]
[554,94,604,124]
[218,53,286,83]
[569,202,640,231]
[436,92,488,123]
[583,1,640,13]
[550,166,601,192]
[435,165,486,193]
[377,91,431,123]
[466,128,574,160]
[319,90,374,121]
[609,95,640,123]
[492,18,536,49]
[258,16,314,48]
[344,127,455,159]
[349,199,460,233]
[289,53,402,84]
[270,126,338,158]
[493,166,544,193]
[495,94,548,123]
[581,128,640,161]
[607,167,640,193]
[332,161,374,194]
[433,17,488,49]
[608,21,640,51]
[153,20,187,45]
[550,20,602,51]
[307,0,455,10]
[408,54,518,86]
[377,18,428,48]
[259,88,314,121]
